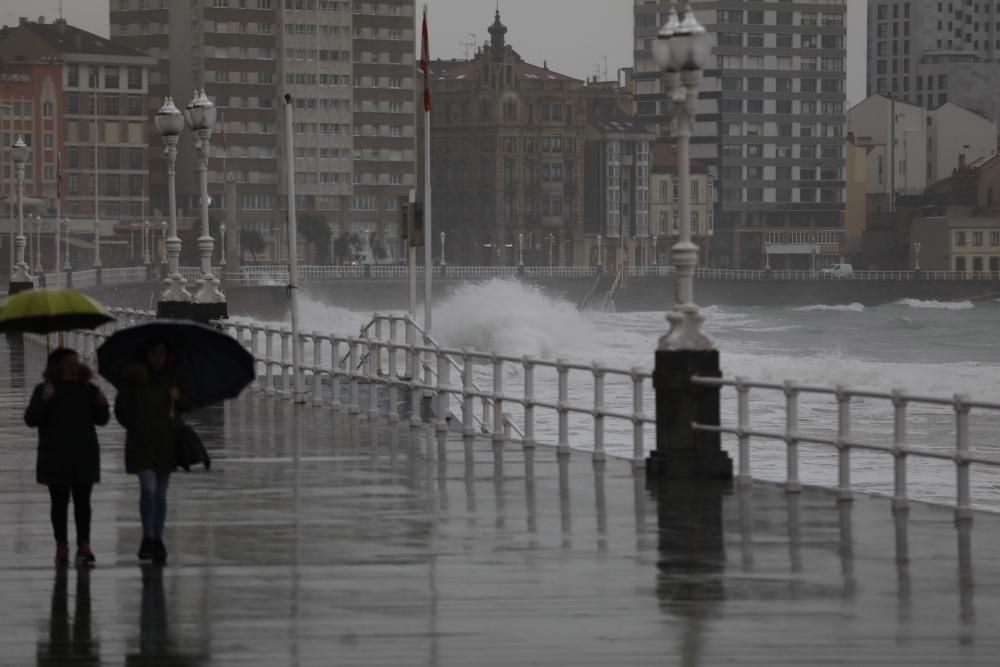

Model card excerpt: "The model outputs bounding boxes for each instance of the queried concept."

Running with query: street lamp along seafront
[646,4,733,480]
[9,135,32,294]
[154,96,191,318]
[184,89,227,322]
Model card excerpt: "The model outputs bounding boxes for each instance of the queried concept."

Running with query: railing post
[462,349,475,444]
[492,354,504,447]
[367,337,380,421]
[954,394,972,522]
[557,359,570,457]
[312,332,323,406]
[784,382,801,494]
[280,328,292,400]
[892,390,909,512]
[436,352,450,433]
[631,368,644,471]
[410,333,422,426]
[373,313,384,377]
[387,340,399,423]
[250,326,261,393]
[735,377,751,486]
[593,363,606,463]
[523,357,536,450]
[264,328,276,396]
[348,338,360,415]
[330,337,343,413]
[836,386,853,501]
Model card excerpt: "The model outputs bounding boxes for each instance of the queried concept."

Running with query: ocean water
[256,279,1000,509]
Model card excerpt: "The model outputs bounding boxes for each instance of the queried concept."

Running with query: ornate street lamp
[546,234,555,268]
[184,89,224,309]
[154,97,190,308]
[913,242,921,271]
[518,232,524,267]
[160,220,168,266]
[143,219,151,266]
[219,222,227,270]
[653,5,713,351]
[32,214,43,276]
[440,231,446,267]
[62,218,72,271]
[9,136,31,288]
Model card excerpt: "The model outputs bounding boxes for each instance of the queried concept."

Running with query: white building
[848,95,996,201]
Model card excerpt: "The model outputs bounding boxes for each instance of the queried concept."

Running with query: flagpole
[422,4,433,339]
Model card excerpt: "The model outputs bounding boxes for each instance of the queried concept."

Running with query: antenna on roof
[58,0,63,19]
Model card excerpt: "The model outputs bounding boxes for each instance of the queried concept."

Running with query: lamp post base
[189,301,228,325]
[156,300,192,320]
[647,348,733,480]
[7,280,33,296]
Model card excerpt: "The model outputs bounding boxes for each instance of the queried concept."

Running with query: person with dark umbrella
[114,339,190,565]
[24,348,110,567]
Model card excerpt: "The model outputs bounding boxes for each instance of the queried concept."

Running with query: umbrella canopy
[97,321,254,409]
[0,288,115,334]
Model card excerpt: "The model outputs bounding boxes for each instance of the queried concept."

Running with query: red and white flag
[419,7,431,112]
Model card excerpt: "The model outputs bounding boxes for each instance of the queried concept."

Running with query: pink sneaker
[55,543,69,566]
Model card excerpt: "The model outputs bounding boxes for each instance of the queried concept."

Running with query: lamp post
[219,222,227,271]
[160,220,167,267]
[62,218,72,271]
[439,231,446,266]
[546,233,555,268]
[652,235,659,266]
[9,136,31,292]
[142,219,151,266]
[518,232,524,267]
[913,242,921,271]
[764,243,771,270]
[183,89,225,319]
[647,5,731,480]
[596,234,603,270]
[32,214,43,276]
[155,97,191,316]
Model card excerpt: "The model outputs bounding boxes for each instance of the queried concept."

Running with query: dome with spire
[488,10,507,52]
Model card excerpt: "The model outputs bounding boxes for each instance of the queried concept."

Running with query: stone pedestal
[189,301,228,325]
[156,300,192,320]
[7,281,33,296]
[647,349,733,480]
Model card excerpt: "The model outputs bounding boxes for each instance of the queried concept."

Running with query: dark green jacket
[114,363,190,474]
[25,380,110,485]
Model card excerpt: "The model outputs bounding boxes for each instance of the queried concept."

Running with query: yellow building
[649,143,713,266]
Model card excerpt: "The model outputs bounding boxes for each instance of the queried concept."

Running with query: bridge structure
[3,270,1000,662]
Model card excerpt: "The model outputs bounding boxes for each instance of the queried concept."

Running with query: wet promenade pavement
[3,336,1000,665]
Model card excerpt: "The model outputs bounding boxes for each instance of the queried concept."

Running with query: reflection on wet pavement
[2,338,1000,665]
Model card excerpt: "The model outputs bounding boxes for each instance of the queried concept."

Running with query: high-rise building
[110,0,416,260]
[633,1,848,269]
[867,1,1000,120]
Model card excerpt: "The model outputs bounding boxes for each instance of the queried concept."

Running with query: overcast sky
[3,0,868,103]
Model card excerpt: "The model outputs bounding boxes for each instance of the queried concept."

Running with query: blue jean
[137,471,171,540]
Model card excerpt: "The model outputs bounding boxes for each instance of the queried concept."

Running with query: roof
[429,57,580,84]
[587,98,653,136]
[651,142,709,175]
[0,18,152,61]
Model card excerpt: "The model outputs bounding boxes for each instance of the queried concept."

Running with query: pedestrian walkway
[2,335,1000,665]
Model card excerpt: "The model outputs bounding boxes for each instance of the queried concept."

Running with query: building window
[67,64,79,88]
[955,231,967,247]
[127,66,143,90]
[104,67,120,89]
[991,231,1000,247]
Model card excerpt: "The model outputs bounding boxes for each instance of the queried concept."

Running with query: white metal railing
[215,314,654,470]
[73,269,98,289]
[692,376,1000,521]
[102,267,150,285]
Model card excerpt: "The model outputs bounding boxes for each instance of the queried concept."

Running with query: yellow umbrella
[0,288,115,334]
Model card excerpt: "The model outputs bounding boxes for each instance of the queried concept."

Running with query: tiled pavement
[2,335,1000,665]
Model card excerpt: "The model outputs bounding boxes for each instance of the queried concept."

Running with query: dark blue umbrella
[97,321,254,409]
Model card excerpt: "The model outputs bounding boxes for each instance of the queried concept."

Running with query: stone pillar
[647,349,733,480]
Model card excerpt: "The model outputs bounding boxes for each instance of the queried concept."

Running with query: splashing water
[434,279,599,358]
[896,298,975,310]
[795,303,866,313]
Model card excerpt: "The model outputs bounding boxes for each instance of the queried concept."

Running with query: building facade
[109,0,416,261]
[428,12,587,266]
[583,98,654,270]
[867,0,1000,121]
[634,1,848,269]
[0,17,154,269]
[649,143,713,267]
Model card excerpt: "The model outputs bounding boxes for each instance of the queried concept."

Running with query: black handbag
[174,419,211,472]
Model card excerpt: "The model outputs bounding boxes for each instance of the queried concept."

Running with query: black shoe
[138,538,155,562]
[74,545,96,568]
[152,539,168,565]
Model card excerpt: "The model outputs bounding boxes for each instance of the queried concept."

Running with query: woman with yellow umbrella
[2,289,115,567]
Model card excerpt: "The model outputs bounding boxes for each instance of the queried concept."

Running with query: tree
[241,230,266,263]
[370,232,389,263]
[333,232,352,265]
[298,213,332,265]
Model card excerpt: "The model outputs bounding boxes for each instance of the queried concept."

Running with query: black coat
[25,381,110,486]
[114,364,190,474]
